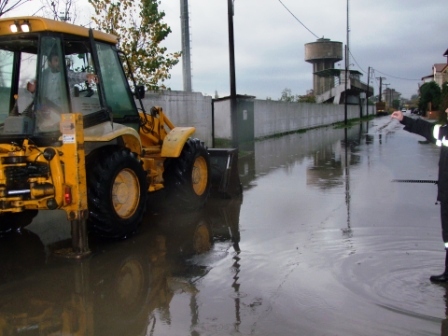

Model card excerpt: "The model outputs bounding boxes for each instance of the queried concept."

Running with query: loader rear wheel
[0,210,38,235]
[163,138,211,210]
[87,147,147,239]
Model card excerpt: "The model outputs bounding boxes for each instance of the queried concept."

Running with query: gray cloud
[152,0,448,100]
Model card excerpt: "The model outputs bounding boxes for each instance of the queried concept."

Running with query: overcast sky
[15,0,448,100]
[157,0,448,100]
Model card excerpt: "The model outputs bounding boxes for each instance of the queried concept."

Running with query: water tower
[305,38,343,95]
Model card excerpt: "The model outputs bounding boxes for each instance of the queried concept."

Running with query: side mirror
[135,85,145,99]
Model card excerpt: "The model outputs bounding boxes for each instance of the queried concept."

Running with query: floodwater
[1,114,447,335]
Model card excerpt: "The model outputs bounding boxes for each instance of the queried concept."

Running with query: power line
[277,0,319,39]
[348,49,366,73]
[348,49,421,83]
[372,68,420,81]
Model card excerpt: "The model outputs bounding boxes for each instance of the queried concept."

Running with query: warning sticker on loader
[60,114,76,135]
[60,121,75,134]
[62,135,75,144]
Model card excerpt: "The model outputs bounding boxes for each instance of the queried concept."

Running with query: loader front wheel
[87,147,147,239]
[163,138,211,210]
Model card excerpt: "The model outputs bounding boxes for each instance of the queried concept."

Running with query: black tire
[87,147,147,239]
[163,138,211,210]
[0,210,38,235]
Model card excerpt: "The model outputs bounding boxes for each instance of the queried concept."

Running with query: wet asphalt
[1,114,447,335]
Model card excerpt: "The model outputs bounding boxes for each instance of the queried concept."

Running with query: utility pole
[180,0,192,92]
[377,76,386,102]
[344,0,350,125]
[366,66,370,117]
[390,88,395,109]
[344,45,348,125]
[227,0,238,148]
[346,0,350,70]
[383,83,390,108]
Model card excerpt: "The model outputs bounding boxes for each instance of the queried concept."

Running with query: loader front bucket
[208,148,242,198]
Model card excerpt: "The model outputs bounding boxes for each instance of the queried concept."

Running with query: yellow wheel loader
[0,16,225,255]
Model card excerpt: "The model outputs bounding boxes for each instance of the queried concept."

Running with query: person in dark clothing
[391,108,448,282]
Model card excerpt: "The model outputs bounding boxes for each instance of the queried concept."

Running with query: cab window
[35,37,69,133]
[0,39,39,136]
[0,50,14,122]
[64,41,100,116]
[95,42,136,119]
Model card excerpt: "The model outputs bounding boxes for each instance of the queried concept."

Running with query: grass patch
[333,115,374,129]
[213,138,233,148]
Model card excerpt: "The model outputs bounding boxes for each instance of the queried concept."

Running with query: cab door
[93,42,140,131]
[34,36,70,133]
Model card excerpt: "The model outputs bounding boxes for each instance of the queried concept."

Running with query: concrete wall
[252,99,361,139]
[139,90,213,145]
[140,90,374,147]
[213,99,231,139]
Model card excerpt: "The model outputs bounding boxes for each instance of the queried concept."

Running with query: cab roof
[0,16,118,44]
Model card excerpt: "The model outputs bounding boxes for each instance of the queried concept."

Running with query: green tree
[441,82,448,110]
[89,0,180,90]
[419,81,441,113]
[392,99,400,109]
[279,88,295,102]
[297,94,316,103]
[279,88,316,103]
[440,81,448,123]
[409,94,419,109]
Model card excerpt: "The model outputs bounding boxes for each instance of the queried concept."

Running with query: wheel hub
[192,156,208,196]
[112,169,140,219]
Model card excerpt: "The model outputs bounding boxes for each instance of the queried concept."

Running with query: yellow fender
[83,122,142,154]
[161,127,195,158]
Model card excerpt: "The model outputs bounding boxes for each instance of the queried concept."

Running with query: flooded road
[1,115,447,335]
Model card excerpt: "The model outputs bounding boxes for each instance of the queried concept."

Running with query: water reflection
[443,288,448,336]
[241,122,369,191]
[242,122,370,239]
[0,195,242,335]
[4,117,445,335]
[307,141,344,189]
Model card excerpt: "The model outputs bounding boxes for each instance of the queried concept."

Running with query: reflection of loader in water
[0,195,242,335]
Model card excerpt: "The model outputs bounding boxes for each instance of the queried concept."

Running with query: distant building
[382,87,401,109]
[421,64,448,86]
[421,48,448,87]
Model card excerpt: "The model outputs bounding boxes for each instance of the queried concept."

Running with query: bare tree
[38,0,78,22]
[0,0,33,17]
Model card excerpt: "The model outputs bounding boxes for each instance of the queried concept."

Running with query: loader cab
[0,17,140,145]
